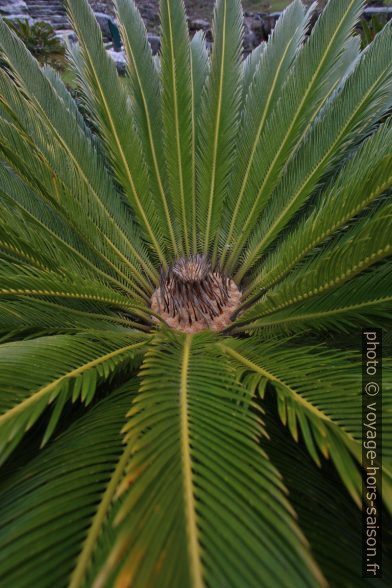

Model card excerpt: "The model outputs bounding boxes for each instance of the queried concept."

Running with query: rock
[55,29,78,45]
[0,0,28,17]
[94,13,117,41]
[188,18,209,32]
[0,0,32,23]
[147,33,161,55]
[243,30,258,53]
[134,0,160,33]
[243,12,279,48]
[89,1,115,17]
[106,47,127,75]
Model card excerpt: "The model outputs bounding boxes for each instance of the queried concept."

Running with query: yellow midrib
[79,42,166,268]
[220,344,340,427]
[120,19,178,260]
[0,286,152,323]
[229,0,358,268]
[180,334,204,588]
[223,38,293,265]
[0,341,146,425]
[69,442,134,588]
[244,294,392,330]
[190,46,198,252]
[203,0,227,253]
[237,60,390,282]
[244,171,392,297]
[243,244,391,322]
[30,66,156,283]
[166,0,189,255]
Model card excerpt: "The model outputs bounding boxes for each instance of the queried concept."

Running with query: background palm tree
[0,0,391,586]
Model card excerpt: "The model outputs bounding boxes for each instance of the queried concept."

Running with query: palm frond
[42,64,94,137]
[0,23,157,287]
[0,297,141,336]
[97,332,324,587]
[241,41,265,107]
[221,0,308,267]
[237,201,392,327]
[240,262,392,335]
[261,405,392,586]
[114,0,179,257]
[335,34,361,80]
[190,31,209,251]
[0,332,147,463]
[245,118,392,297]
[0,165,150,299]
[0,0,390,583]
[238,20,392,279]
[0,261,153,322]
[66,0,166,266]
[224,0,364,272]
[197,0,243,257]
[221,337,368,507]
[160,0,193,256]
[0,386,135,588]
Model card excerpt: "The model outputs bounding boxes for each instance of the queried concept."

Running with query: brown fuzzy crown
[150,255,241,333]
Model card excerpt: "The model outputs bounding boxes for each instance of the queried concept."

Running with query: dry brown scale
[150,254,241,333]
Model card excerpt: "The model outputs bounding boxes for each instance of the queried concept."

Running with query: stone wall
[1,0,391,57]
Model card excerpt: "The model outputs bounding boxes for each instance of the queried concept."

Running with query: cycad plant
[4,19,65,65]
[0,0,391,586]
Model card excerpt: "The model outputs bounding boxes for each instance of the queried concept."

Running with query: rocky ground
[1,0,391,61]
[2,1,390,34]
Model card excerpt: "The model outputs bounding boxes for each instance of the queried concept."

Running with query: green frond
[114,0,179,258]
[0,386,136,588]
[238,201,392,327]
[221,0,308,267]
[261,406,392,586]
[241,41,265,107]
[336,34,361,79]
[0,0,391,583]
[160,0,193,256]
[384,368,392,500]
[238,20,392,279]
[190,31,209,121]
[220,337,368,507]
[0,221,51,273]
[0,297,141,336]
[0,166,149,299]
[224,0,365,272]
[0,332,147,463]
[190,31,209,251]
[245,118,392,297]
[0,24,157,288]
[0,261,153,322]
[240,262,392,335]
[196,0,243,257]
[41,64,95,137]
[98,332,324,588]
[0,110,58,206]
[66,0,166,266]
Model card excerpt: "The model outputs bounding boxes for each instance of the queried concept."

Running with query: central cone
[151,255,241,333]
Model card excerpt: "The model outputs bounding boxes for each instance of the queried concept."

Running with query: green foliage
[260,403,392,587]
[0,0,391,586]
[4,19,65,67]
[0,386,137,588]
[361,14,388,48]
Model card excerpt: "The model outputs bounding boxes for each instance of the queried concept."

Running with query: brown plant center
[150,255,241,333]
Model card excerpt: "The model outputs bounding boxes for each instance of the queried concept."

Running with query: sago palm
[0,0,391,586]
